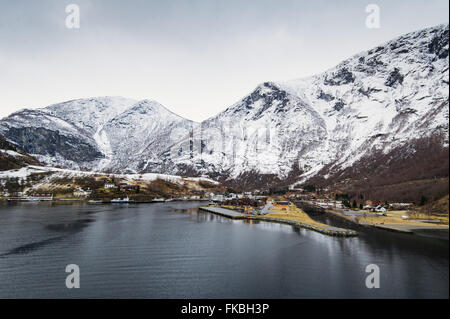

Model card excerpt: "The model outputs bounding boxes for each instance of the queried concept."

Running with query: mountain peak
[173,24,449,183]
[130,99,165,112]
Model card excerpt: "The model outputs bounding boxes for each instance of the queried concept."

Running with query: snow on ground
[0,149,24,157]
[0,166,44,179]
[0,165,219,185]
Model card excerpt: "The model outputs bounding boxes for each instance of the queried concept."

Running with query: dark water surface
[0,202,448,298]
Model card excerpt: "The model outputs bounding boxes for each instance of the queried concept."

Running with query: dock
[199,206,358,237]
[199,206,246,219]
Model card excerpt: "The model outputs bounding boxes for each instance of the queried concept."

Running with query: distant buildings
[390,203,413,210]
[0,185,9,197]
[374,205,387,213]
[119,184,140,192]
[104,181,139,192]
[212,194,224,202]
[73,188,92,197]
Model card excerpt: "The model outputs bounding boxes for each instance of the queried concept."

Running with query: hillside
[0,135,40,171]
[166,24,449,190]
[0,165,227,200]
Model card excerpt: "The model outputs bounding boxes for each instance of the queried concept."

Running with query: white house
[212,195,224,202]
[73,188,92,197]
[104,183,117,189]
[375,206,387,213]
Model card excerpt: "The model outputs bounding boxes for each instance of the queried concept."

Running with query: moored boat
[88,200,104,204]
[110,197,134,204]
[7,194,53,202]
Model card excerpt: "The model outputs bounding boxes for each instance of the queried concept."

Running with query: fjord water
[0,202,448,299]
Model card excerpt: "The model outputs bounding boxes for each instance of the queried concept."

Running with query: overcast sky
[0,0,448,122]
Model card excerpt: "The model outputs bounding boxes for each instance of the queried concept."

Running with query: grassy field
[389,210,449,224]
[334,210,449,226]
[357,215,439,226]
[261,204,330,229]
[223,203,338,229]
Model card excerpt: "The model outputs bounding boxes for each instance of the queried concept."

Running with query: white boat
[88,200,104,204]
[8,195,53,202]
[111,197,134,204]
[165,199,173,202]
[152,198,165,203]
[8,197,39,202]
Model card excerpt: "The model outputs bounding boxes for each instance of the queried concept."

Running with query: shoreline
[1,198,210,204]
[2,198,446,240]
[199,206,358,237]
[324,209,449,241]
[294,201,449,241]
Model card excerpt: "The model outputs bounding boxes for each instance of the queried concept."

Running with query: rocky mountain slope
[0,164,225,200]
[0,97,195,173]
[0,135,40,171]
[0,24,448,192]
[100,99,197,173]
[165,24,449,189]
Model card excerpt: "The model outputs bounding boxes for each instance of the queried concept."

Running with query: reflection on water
[0,201,448,299]
[1,236,66,257]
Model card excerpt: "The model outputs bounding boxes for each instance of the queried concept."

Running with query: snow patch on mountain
[0,165,219,187]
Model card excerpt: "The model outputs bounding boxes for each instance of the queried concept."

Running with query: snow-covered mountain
[0,24,448,189]
[165,24,449,186]
[100,99,197,172]
[0,97,195,173]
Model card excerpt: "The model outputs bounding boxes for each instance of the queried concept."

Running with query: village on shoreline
[1,165,447,240]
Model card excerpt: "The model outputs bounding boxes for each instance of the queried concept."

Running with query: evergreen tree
[343,199,351,208]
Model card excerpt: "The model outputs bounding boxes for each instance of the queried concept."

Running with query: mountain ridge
[164,23,448,191]
[0,96,196,172]
[0,24,448,196]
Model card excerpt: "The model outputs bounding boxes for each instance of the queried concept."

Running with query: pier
[199,206,246,219]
